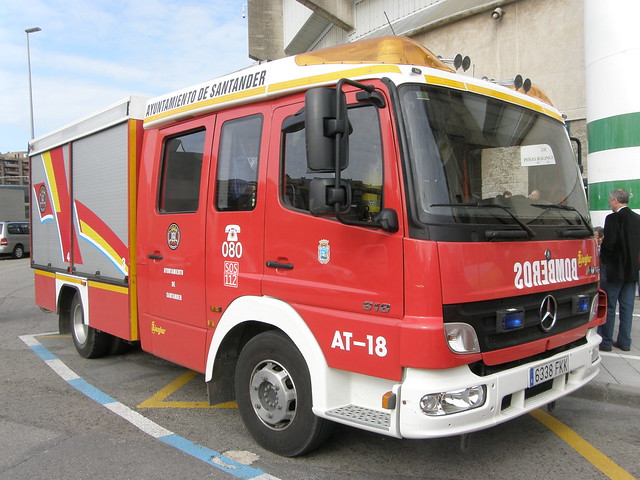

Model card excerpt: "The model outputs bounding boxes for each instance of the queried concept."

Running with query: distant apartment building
[0,151,29,186]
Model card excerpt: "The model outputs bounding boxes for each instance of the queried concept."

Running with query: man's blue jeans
[599,280,636,349]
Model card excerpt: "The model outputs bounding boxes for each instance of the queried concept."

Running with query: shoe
[599,344,612,352]
[613,342,631,352]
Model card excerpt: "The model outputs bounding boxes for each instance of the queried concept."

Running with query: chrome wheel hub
[249,360,297,430]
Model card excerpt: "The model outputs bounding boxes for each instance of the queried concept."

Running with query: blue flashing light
[503,310,524,330]
[576,296,591,314]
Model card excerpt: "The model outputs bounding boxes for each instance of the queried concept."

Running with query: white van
[0,221,30,258]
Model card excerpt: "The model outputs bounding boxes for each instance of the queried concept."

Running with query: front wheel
[234,331,334,456]
[70,293,111,358]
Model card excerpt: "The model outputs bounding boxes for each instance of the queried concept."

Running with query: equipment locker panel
[72,123,130,281]
[30,144,76,271]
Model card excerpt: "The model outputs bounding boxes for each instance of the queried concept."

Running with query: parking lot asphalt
[571,297,640,408]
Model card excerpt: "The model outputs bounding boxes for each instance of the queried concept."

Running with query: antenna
[384,11,396,35]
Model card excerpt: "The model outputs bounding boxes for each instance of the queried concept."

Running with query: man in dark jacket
[599,189,640,351]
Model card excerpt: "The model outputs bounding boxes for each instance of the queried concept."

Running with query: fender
[56,273,89,323]
[205,295,332,410]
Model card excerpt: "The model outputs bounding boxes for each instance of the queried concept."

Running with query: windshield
[398,85,590,239]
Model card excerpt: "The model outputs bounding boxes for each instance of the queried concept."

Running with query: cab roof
[139,36,561,129]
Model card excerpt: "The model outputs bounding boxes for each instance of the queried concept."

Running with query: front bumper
[397,327,601,438]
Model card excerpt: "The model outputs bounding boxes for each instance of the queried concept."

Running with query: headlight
[444,323,480,354]
[420,386,486,416]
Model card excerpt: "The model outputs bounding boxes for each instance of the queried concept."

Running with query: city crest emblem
[318,239,330,264]
[167,223,181,250]
[38,184,48,214]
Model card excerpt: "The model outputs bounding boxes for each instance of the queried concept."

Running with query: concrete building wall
[407,0,588,178]
[248,0,284,61]
[408,0,585,121]
[248,0,589,178]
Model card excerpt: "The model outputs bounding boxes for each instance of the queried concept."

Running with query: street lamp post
[25,26,41,141]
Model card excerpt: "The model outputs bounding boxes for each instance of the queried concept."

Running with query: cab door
[263,87,405,380]
[204,107,267,334]
[137,117,213,371]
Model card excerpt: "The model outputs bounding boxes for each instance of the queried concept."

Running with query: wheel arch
[57,284,81,334]
[205,296,330,407]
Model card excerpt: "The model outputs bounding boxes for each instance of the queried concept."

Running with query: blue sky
[1,0,251,153]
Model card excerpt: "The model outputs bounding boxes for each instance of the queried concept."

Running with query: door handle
[148,253,163,260]
[266,260,293,270]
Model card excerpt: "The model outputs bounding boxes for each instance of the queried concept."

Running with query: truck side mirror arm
[334,204,399,233]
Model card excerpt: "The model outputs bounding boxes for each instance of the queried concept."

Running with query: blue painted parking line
[31,343,58,361]
[159,434,266,479]
[68,377,117,404]
[19,333,279,480]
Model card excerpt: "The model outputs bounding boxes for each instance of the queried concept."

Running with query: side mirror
[375,208,399,233]
[305,87,349,172]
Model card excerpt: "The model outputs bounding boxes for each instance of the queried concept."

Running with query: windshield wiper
[531,203,594,236]
[431,202,535,239]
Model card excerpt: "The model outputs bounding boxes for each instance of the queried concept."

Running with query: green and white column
[585,0,640,227]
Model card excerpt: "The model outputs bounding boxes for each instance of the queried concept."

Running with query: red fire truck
[29,36,605,456]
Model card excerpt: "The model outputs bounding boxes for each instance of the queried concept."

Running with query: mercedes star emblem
[539,295,558,332]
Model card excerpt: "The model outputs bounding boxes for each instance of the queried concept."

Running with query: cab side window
[282,105,383,221]
[158,129,205,213]
[216,114,263,211]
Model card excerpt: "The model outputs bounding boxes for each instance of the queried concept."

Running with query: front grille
[443,283,598,353]
[500,378,555,412]
[524,378,555,400]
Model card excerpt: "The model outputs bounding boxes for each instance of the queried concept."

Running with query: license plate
[528,355,569,387]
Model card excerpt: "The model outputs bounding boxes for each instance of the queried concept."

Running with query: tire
[12,244,24,259]
[235,330,334,457]
[70,293,111,359]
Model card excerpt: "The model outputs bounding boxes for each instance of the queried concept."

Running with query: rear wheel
[12,244,24,259]
[70,293,111,358]
[235,330,333,456]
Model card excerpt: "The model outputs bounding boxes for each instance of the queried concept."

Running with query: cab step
[326,405,390,430]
